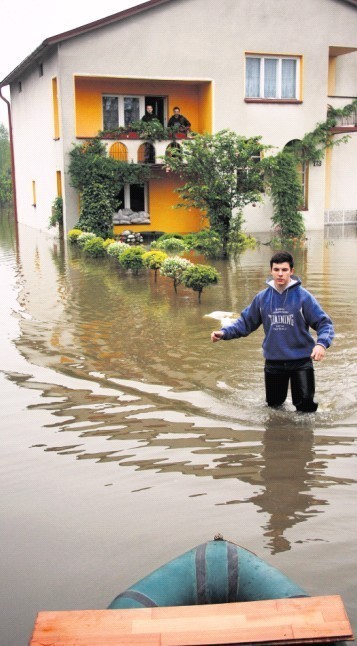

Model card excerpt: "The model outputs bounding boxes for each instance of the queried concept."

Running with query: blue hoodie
[221,277,334,360]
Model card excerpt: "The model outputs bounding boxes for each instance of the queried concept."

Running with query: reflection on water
[1,213,357,644]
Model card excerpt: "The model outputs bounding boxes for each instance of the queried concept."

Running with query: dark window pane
[130,184,145,212]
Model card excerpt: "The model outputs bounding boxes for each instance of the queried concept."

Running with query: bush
[181,264,220,302]
[160,256,193,292]
[142,250,168,281]
[119,246,146,274]
[184,229,222,258]
[77,231,96,247]
[68,228,83,243]
[106,241,131,260]
[76,182,115,239]
[49,196,63,228]
[154,237,187,252]
[103,238,115,248]
[83,236,106,257]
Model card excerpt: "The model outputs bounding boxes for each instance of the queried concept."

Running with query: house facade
[1,0,357,235]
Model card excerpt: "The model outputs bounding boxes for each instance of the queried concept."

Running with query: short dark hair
[173,106,180,111]
[270,251,294,269]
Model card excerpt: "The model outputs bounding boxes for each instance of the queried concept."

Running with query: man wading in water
[211,251,334,412]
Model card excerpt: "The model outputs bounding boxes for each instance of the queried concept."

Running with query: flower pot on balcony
[117,132,140,139]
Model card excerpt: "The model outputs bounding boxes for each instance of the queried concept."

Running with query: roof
[1,0,357,86]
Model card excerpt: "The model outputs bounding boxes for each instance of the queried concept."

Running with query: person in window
[141,105,159,123]
[167,106,191,132]
[210,251,334,413]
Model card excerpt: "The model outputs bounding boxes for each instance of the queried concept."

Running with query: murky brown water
[1,211,356,645]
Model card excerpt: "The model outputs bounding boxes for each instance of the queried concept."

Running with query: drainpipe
[0,85,18,224]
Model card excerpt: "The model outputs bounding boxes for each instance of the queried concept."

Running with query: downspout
[0,85,18,223]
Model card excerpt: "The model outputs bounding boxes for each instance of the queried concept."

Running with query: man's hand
[311,344,326,361]
[211,331,223,343]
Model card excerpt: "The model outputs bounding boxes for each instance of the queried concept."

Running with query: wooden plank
[29,595,354,646]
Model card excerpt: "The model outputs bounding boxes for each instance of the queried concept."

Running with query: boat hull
[108,539,307,609]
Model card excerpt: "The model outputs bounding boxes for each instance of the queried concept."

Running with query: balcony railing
[101,131,188,165]
[327,98,357,129]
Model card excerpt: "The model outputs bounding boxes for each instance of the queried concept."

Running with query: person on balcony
[167,106,191,132]
[141,105,159,123]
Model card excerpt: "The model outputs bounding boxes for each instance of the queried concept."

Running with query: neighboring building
[1,0,356,235]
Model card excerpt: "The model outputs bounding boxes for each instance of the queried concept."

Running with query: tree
[164,130,266,256]
[0,124,12,206]
[181,264,220,302]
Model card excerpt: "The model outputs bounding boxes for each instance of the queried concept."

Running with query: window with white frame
[117,183,148,212]
[245,55,300,100]
[102,95,145,130]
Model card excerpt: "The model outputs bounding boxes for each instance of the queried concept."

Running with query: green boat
[108,536,307,609]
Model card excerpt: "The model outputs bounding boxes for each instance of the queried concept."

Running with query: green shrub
[68,228,83,243]
[76,182,115,239]
[83,236,106,257]
[49,196,63,228]
[181,264,220,302]
[154,237,187,252]
[103,238,116,248]
[106,241,131,259]
[119,246,146,274]
[160,256,193,292]
[184,229,222,258]
[77,231,96,247]
[142,250,168,281]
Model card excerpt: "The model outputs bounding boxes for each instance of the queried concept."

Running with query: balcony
[100,125,190,165]
[327,97,357,131]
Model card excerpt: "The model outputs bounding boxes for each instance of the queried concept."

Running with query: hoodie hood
[265,275,301,292]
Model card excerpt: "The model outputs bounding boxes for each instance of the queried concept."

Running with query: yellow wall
[114,170,207,236]
[328,57,336,95]
[74,77,212,137]
[52,78,60,139]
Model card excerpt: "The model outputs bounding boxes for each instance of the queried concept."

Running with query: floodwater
[0,210,356,645]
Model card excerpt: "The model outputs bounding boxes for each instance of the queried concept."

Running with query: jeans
[264,358,318,412]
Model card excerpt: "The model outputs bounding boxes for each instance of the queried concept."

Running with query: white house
[1,0,356,235]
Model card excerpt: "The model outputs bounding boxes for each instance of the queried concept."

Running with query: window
[18,81,22,93]
[109,142,128,161]
[245,55,300,100]
[102,95,145,130]
[138,142,156,164]
[39,63,44,77]
[117,184,147,212]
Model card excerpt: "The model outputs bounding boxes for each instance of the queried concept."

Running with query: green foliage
[119,245,146,274]
[68,138,151,237]
[184,229,223,258]
[160,256,193,292]
[142,250,168,270]
[264,151,305,239]
[164,130,266,257]
[142,250,168,281]
[77,231,96,247]
[49,196,63,228]
[99,120,185,142]
[83,236,106,257]
[181,264,220,301]
[0,125,12,206]
[103,238,115,248]
[154,236,187,252]
[67,228,83,243]
[106,241,130,259]
[76,182,115,239]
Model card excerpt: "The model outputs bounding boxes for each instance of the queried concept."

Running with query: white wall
[10,48,63,231]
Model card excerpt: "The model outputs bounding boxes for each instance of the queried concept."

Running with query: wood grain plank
[29,596,354,646]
